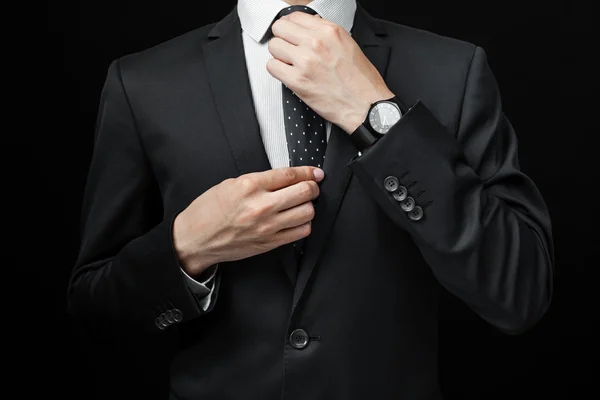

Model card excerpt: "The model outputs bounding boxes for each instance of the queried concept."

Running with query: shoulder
[115,23,216,76]
[378,17,478,65]
[102,20,223,102]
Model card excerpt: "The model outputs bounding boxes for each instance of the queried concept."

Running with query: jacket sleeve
[68,59,219,334]
[348,46,553,334]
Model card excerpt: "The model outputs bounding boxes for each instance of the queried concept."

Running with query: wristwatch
[350,96,404,151]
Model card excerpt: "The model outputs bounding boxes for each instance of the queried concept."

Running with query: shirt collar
[237,0,357,43]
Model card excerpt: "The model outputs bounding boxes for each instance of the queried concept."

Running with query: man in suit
[68,0,554,398]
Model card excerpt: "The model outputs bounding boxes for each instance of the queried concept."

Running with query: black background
[43,0,597,399]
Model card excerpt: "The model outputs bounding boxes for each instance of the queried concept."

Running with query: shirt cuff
[181,264,219,311]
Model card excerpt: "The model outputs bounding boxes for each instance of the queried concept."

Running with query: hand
[267,11,394,134]
[173,167,324,277]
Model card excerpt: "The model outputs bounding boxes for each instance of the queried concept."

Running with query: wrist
[341,98,370,134]
[173,212,218,277]
[343,88,395,134]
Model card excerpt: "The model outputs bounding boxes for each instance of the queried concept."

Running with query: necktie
[273,5,327,260]
[272,6,327,261]
[275,6,327,169]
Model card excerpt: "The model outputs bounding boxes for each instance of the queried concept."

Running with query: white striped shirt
[238,0,357,168]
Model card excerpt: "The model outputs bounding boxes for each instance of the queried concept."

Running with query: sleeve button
[172,308,183,322]
[155,317,166,330]
[408,205,424,221]
[384,176,399,192]
[400,196,415,212]
[392,186,408,201]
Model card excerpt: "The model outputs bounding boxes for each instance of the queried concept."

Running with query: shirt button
[392,186,408,201]
[289,329,310,349]
[400,196,415,212]
[384,176,399,192]
[408,205,424,221]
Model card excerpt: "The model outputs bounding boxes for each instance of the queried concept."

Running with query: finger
[271,180,320,212]
[272,201,315,231]
[271,18,311,46]
[259,166,324,192]
[266,58,296,86]
[282,11,324,31]
[267,37,296,65]
[273,221,312,246]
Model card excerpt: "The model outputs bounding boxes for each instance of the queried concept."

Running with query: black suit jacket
[69,3,554,399]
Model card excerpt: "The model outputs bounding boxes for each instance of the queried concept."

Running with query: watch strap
[350,123,379,151]
[388,96,408,115]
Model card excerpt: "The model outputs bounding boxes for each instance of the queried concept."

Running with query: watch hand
[382,115,389,127]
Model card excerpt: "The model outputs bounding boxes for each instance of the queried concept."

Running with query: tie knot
[276,5,318,20]
[265,5,318,41]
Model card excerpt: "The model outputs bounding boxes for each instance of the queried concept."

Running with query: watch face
[368,101,401,134]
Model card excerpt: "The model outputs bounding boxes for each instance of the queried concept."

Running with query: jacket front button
[384,176,399,192]
[289,329,309,349]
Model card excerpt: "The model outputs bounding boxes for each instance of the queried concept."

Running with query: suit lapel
[291,3,392,310]
[205,11,304,285]
[203,9,272,177]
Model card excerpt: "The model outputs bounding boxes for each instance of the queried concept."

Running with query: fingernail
[313,168,324,181]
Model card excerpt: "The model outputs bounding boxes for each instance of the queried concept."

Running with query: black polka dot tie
[271,6,326,262]
[275,6,327,169]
